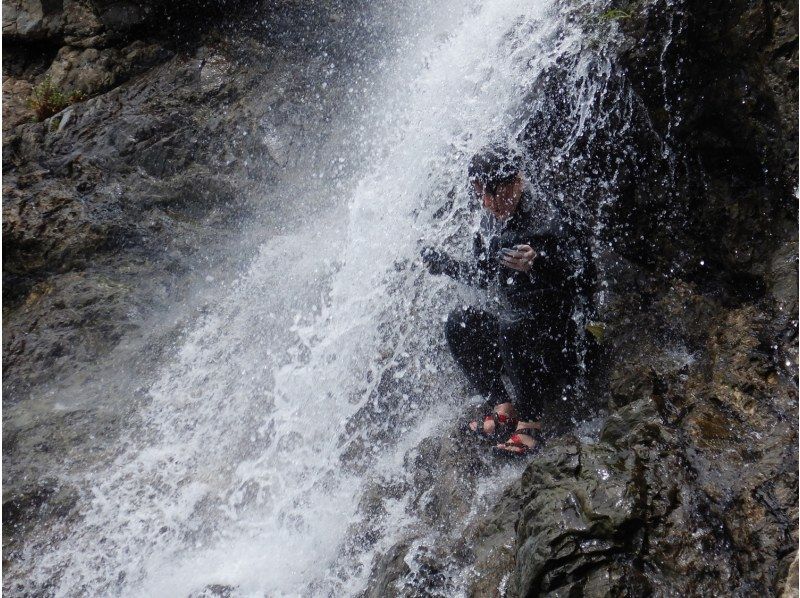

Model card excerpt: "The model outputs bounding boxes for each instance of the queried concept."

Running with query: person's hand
[421,246,447,275]
[500,244,536,272]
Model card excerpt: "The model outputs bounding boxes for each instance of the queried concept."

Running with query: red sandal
[462,411,518,443]
[492,426,544,458]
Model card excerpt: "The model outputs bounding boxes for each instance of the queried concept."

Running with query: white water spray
[19,0,614,595]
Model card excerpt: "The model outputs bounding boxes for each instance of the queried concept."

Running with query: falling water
[17,0,629,595]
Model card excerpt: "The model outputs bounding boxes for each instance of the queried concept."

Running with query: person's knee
[445,307,468,349]
[445,306,483,350]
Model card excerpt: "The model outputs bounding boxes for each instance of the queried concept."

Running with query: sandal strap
[499,440,529,453]
[494,427,544,456]
[513,426,542,441]
[504,429,542,451]
[480,412,517,434]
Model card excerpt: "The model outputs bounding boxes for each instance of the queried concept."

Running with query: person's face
[472,174,523,220]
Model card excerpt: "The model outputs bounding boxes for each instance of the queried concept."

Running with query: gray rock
[2,0,65,40]
[780,553,799,598]
[2,2,361,585]
[94,0,148,30]
[44,40,169,97]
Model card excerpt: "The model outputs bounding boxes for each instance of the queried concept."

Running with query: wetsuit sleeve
[421,232,491,288]
[527,232,577,293]
[469,232,492,288]
[445,256,489,287]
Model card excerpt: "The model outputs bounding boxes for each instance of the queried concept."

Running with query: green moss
[27,77,86,122]
[586,321,607,342]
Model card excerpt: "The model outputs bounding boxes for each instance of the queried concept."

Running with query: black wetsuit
[428,191,578,422]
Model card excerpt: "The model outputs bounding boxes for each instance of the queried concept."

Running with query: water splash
[17,0,634,596]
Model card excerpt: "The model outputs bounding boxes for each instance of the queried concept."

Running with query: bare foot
[494,421,542,454]
[468,402,517,436]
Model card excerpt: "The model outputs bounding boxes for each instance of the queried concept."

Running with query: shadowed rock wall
[363,0,797,595]
[500,0,798,595]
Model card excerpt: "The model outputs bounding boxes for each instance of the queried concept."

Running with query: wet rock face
[3,43,258,394]
[2,0,70,41]
[392,0,796,595]
[2,0,227,42]
[2,0,233,132]
[611,0,798,287]
[2,0,350,394]
[501,0,798,594]
[2,0,360,573]
[512,301,797,595]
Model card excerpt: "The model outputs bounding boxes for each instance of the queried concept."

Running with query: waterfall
[20,0,623,595]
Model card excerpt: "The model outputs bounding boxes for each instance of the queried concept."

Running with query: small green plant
[26,77,86,122]
[585,321,607,342]
[598,8,632,20]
